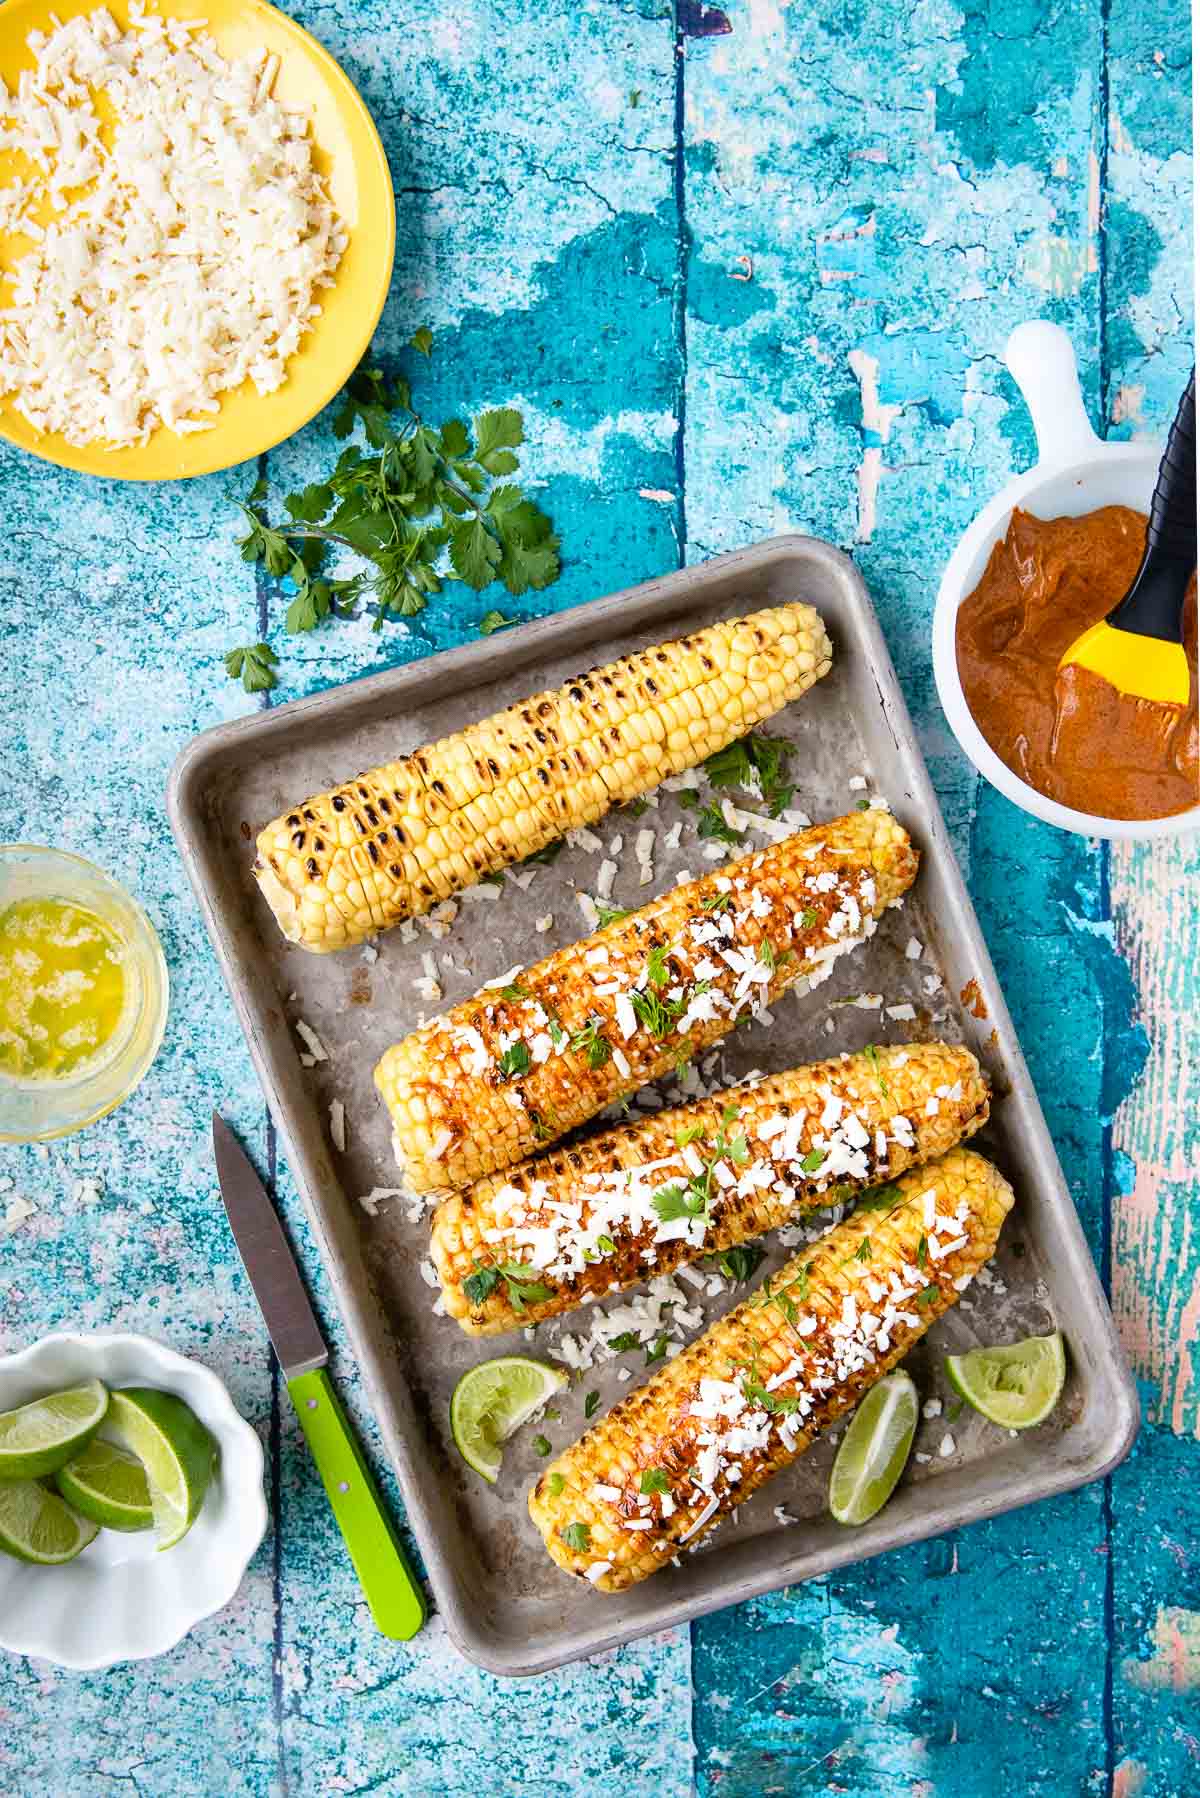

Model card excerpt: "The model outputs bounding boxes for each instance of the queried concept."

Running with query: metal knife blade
[212,1113,327,1379]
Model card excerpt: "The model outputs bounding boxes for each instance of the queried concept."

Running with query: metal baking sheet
[167,535,1137,1676]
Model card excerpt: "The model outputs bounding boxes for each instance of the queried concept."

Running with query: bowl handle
[1005,320,1102,469]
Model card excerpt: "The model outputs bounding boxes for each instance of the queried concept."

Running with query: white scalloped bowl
[0,1334,268,1670]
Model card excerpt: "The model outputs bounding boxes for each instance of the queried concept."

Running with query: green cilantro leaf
[608,1331,640,1353]
[800,1147,826,1174]
[639,1467,670,1494]
[410,326,433,356]
[223,642,278,693]
[560,1522,591,1553]
[646,944,671,988]
[451,516,503,590]
[863,1042,890,1097]
[494,1261,555,1312]
[594,901,632,927]
[644,1335,669,1365]
[916,1283,941,1305]
[584,1390,600,1419]
[652,1183,707,1224]
[630,986,685,1038]
[518,840,565,870]
[695,802,742,845]
[718,1243,766,1283]
[532,1434,551,1457]
[855,1182,903,1213]
[546,1471,565,1496]
[496,1041,531,1079]
[462,1264,500,1306]
[475,406,524,457]
[570,1017,611,1069]
[479,609,514,636]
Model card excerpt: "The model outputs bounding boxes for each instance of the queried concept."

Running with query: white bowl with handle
[932,318,1198,840]
[0,1333,268,1671]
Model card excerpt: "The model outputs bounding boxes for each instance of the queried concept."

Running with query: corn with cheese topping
[530,1148,1013,1591]
[376,808,919,1194]
[431,1041,988,1333]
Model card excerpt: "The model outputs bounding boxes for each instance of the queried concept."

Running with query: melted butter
[0,898,128,1080]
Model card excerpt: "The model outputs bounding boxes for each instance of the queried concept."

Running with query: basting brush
[1060,369,1195,707]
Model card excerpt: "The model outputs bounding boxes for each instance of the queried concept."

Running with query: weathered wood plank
[0,457,280,1792]
[1101,0,1199,1790]
[259,2,699,1789]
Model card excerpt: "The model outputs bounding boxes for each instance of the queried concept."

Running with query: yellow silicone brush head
[1060,620,1192,707]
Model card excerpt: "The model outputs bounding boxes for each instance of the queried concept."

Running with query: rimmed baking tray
[167,535,1137,1676]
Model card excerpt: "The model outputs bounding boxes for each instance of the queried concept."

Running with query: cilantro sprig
[704,733,795,817]
[461,1259,555,1313]
[231,346,561,677]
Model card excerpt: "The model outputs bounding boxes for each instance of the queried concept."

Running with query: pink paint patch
[1113,1757,1148,1798]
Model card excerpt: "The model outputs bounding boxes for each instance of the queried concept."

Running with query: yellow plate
[0,0,395,481]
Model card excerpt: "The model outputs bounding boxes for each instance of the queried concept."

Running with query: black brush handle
[1111,368,1196,643]
[1146,368,1196,563]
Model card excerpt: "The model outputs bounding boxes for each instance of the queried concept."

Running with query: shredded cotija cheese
[0,5,346,445]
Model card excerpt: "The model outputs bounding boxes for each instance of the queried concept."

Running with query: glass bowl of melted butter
[0,847,168,1142]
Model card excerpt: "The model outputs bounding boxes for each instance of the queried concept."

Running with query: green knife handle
[287,1367,427,1641]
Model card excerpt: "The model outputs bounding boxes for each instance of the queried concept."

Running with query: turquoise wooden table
[0,0,1194,1791]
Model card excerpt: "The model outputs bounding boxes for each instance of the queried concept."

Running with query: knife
[211,1112,426,1641]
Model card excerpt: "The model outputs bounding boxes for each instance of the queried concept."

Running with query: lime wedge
[0,1378,109,1480]
[945,1332,1066,1429]
[0,1479,100,1564]
[829,1369,919,1526]
[101,1389,218,1550]
[450,1356,568,1484]
[56,1437,154,1532]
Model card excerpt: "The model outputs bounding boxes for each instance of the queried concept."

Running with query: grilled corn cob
[376,808,918,1193]
[432,1041,988,1334]
[253,603,832,952]
[530,1148,1013,1591]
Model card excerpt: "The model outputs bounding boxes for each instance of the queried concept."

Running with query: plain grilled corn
[431,1041,988,1334]
[253,603,833,952]
[529,1148,1013,1591]
[376,808,919,1194]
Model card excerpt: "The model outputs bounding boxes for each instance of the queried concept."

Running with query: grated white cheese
[3,1194,35,1232]
[295,1020,328,1063]
[329,1099,346,1153]
[0,6,346,447]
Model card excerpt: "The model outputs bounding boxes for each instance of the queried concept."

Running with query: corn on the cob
[253,603,832,953]
[431,1041,988,1334]
[529,1148,1013,1591]
[376,809,918,1193]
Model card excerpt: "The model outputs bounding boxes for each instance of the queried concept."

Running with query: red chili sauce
[955,506,1198,820]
